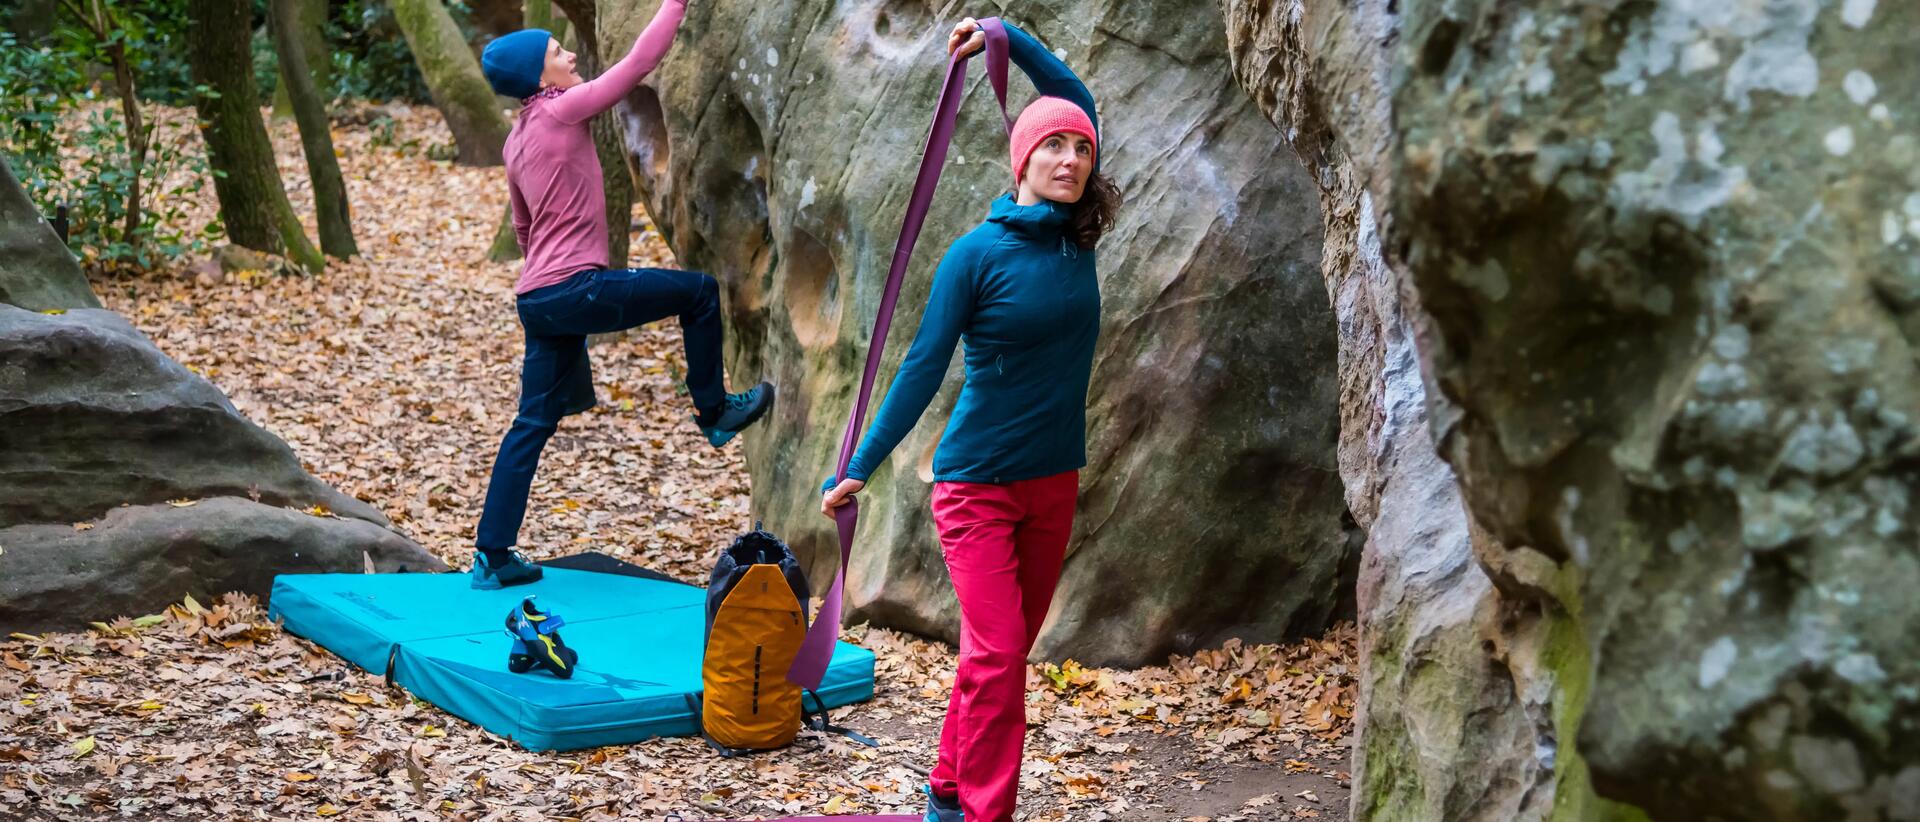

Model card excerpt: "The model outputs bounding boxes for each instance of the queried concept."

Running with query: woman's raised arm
[948,17,1099,146]
[547,0,688,125]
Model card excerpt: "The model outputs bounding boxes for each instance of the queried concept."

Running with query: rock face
[1223,3,1551,819]
[1379,0,1918,819]
[0,170,443,632]
[592,0,1350,665]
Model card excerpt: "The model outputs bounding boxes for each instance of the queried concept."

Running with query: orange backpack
[693,526,874,756]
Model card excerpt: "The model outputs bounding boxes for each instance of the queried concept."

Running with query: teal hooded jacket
[839,21,1102,487]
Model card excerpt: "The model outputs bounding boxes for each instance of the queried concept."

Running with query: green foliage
[361,114,429,160]
[0,0,449,269]
[0,0,204,107]
[0,30,218,271]
[0,34,85,201]
[328,0,431,103]
[3,0,435,107]
[65,105,221,269]
[111,1,198,105]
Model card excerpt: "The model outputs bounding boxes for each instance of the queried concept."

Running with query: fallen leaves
[1024,625,1359,763]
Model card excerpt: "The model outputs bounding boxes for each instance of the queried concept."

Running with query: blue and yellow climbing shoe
[505,596,577,679]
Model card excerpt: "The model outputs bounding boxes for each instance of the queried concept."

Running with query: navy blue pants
[475,267,725,552]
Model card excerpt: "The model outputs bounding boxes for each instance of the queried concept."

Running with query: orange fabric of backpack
[701,528,810,751]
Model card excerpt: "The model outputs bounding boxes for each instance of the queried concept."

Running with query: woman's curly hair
[1068,171,1121,249]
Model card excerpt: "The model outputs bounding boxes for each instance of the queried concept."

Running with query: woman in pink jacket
[472,1,772,590]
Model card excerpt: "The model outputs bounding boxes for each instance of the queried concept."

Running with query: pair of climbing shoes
[504,596,577,679]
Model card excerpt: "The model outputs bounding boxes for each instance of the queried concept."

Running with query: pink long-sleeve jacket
[505,0,686,294]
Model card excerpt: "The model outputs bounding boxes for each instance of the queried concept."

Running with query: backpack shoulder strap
[802,689,880,748]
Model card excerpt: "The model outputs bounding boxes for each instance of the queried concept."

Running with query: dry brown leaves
[1,104,1358,821]
[1031,627,1360,753]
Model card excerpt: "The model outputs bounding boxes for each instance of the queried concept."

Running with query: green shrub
[0,31,217,272]
[329,0,431,103]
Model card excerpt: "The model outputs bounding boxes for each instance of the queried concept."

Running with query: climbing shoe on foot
[470,549,543,590]
[697,381,775,447]
[921,784,962,822]
[505,596,577,679]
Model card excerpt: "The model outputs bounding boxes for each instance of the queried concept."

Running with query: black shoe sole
[499,568,545,587]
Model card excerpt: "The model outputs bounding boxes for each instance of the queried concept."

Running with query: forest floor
[0,105,1355,820]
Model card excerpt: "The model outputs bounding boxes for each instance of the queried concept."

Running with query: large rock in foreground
[0,498,433,630]
[1389,0,1920,818]
[594,0,1349,665]
[0,184,444,631]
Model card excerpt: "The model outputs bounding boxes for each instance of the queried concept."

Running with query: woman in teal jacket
[822,17,1119,822]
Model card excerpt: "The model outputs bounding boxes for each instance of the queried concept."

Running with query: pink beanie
[1009,96,1097,183]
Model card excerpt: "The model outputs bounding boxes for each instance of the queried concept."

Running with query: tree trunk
[592,111,632,267]
[388,0,511,167]
[549,0,592,44]
[185,0,324,273]
[269,0,355,258]
[104,33,144,248]
[268,0,330,120]
[485,0,573,264]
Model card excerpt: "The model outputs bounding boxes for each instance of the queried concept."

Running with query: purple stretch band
[787,19,1013,690]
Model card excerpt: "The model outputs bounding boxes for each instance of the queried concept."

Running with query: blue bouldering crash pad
[267,553,876,752]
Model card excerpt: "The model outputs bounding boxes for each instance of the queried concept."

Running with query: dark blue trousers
[475,267,725,552]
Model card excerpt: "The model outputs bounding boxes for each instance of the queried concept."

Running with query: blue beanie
[482,29,551,99]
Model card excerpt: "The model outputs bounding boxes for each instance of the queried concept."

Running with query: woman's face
[1020,132,1095,204]
[540,37,582,90]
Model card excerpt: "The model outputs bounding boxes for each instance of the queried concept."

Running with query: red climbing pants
[925,470,1079,822]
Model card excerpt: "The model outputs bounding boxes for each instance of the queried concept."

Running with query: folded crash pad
[267,553,876,752]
